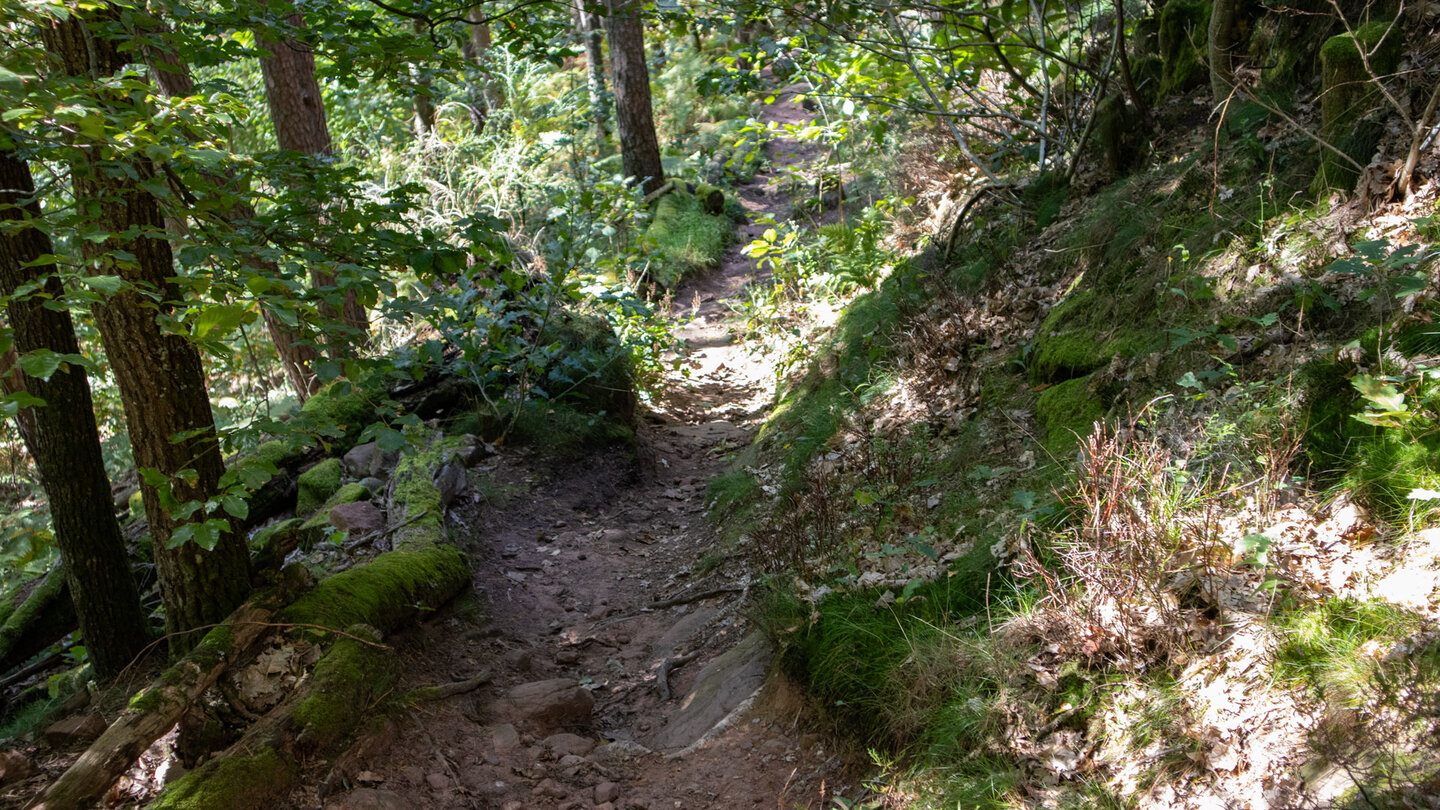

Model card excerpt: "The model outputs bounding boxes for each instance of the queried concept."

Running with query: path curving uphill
[303,87,862,810]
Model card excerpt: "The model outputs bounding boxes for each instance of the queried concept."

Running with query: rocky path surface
[303,88,863,810]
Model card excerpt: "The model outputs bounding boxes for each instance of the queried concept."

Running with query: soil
[293,86,868,810]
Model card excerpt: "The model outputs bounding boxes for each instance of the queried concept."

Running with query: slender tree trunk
[605,0,665,195]
[1209,0,1240,103]
[41,9,252,652]
[0,149,151,678]
[461,14,504,136]
[144,39,321,400]
[1112,0,1151,127]
[256,0,370,359]
[411,18,437,138]
[575,0,611,154]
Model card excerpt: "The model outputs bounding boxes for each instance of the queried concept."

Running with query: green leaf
[192,303,247,340]
[1235,533,1274,566]
[84,275,126,296]
[1351,374,1405,412]
[18,350,63,380]
[221,494,249,520]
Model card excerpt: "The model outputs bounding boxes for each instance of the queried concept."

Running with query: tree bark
[575,0,611,154]
[0,149,151,678]
[41,8,252,652]
[1209,0,1240,103]
[256,1,370,358]
[605,0,665,195]
[461,13,504,136]
[411,18,437,138]
[143,39,321,401]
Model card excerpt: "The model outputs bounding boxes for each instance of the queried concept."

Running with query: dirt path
[302,88,865,810]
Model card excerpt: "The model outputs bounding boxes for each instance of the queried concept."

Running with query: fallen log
[144,438,473,810]
[0,566,76,678]
[29,599,279,810]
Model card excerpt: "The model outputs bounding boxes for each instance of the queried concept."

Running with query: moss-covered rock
[296,458,343,518]
[1158,0,1210,97]
[1036,376,1107,458]
[298,371,392,446]
[1029,290,1159,384]
[149,743,299,810]
[645,189,730,286]
[1314,21,1402,192]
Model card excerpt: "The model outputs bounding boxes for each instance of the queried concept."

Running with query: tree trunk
[256,0,370,358]
[411,18,437,138]
[1209,0,1240,103]
[461,14,504,136]
[41,8,253,653]
[575,0,611,154]
[0,149,151,679]
[605,0,665,195]
[144,38,321,401]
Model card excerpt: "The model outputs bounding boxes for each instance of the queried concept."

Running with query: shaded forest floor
[296,86,864,810]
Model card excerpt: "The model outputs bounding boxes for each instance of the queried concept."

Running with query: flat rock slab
[497,679,593,728]
[330,501,385,534]
[646,631,772,751]
[324,788,410,810]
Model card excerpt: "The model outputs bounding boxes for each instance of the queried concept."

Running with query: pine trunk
[605,0,665,195]
[257,1,371,357]
[0,151,150,678]
[41,10,252,652]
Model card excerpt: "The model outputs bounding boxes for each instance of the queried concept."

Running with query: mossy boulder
[645,189,730,286]
[295,458,344,518]
[1036,376,1107,458]
[1028,290,1159,385]
[1158,0,1210,97]
[1314,21,1402,192]
[298,371,392,446]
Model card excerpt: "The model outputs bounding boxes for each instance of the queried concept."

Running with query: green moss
[645,190,730,286]
[1036,376,1107,458]
[0,567,67,660]
[295,458,343,518]
[253,439,303,470]
[150,746,298,810]
[292,627,395,751]
[281,546,469,633]
[1315,21,1402,192]
[299,371,391,445]
[761,544,1008,805]
[128,490,145,522]
[1093,94,1141,173]
[1029,291,1159,384]
[298,482,371,533]
[534,310,637,426]
[1158,0,1210,97]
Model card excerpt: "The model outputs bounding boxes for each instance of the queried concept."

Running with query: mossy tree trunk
[0,149,150,678]
[1208,0,1242,101]
[606,0,666,195]
[1315,21,1402,191]
[256,0,371,359]
[41,7,253,652]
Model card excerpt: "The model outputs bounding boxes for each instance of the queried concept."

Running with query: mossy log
[144,444,472,810]
[29,601,278,810]
[0,565,76,678]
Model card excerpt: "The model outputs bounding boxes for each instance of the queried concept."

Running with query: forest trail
[304,87,858,810]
